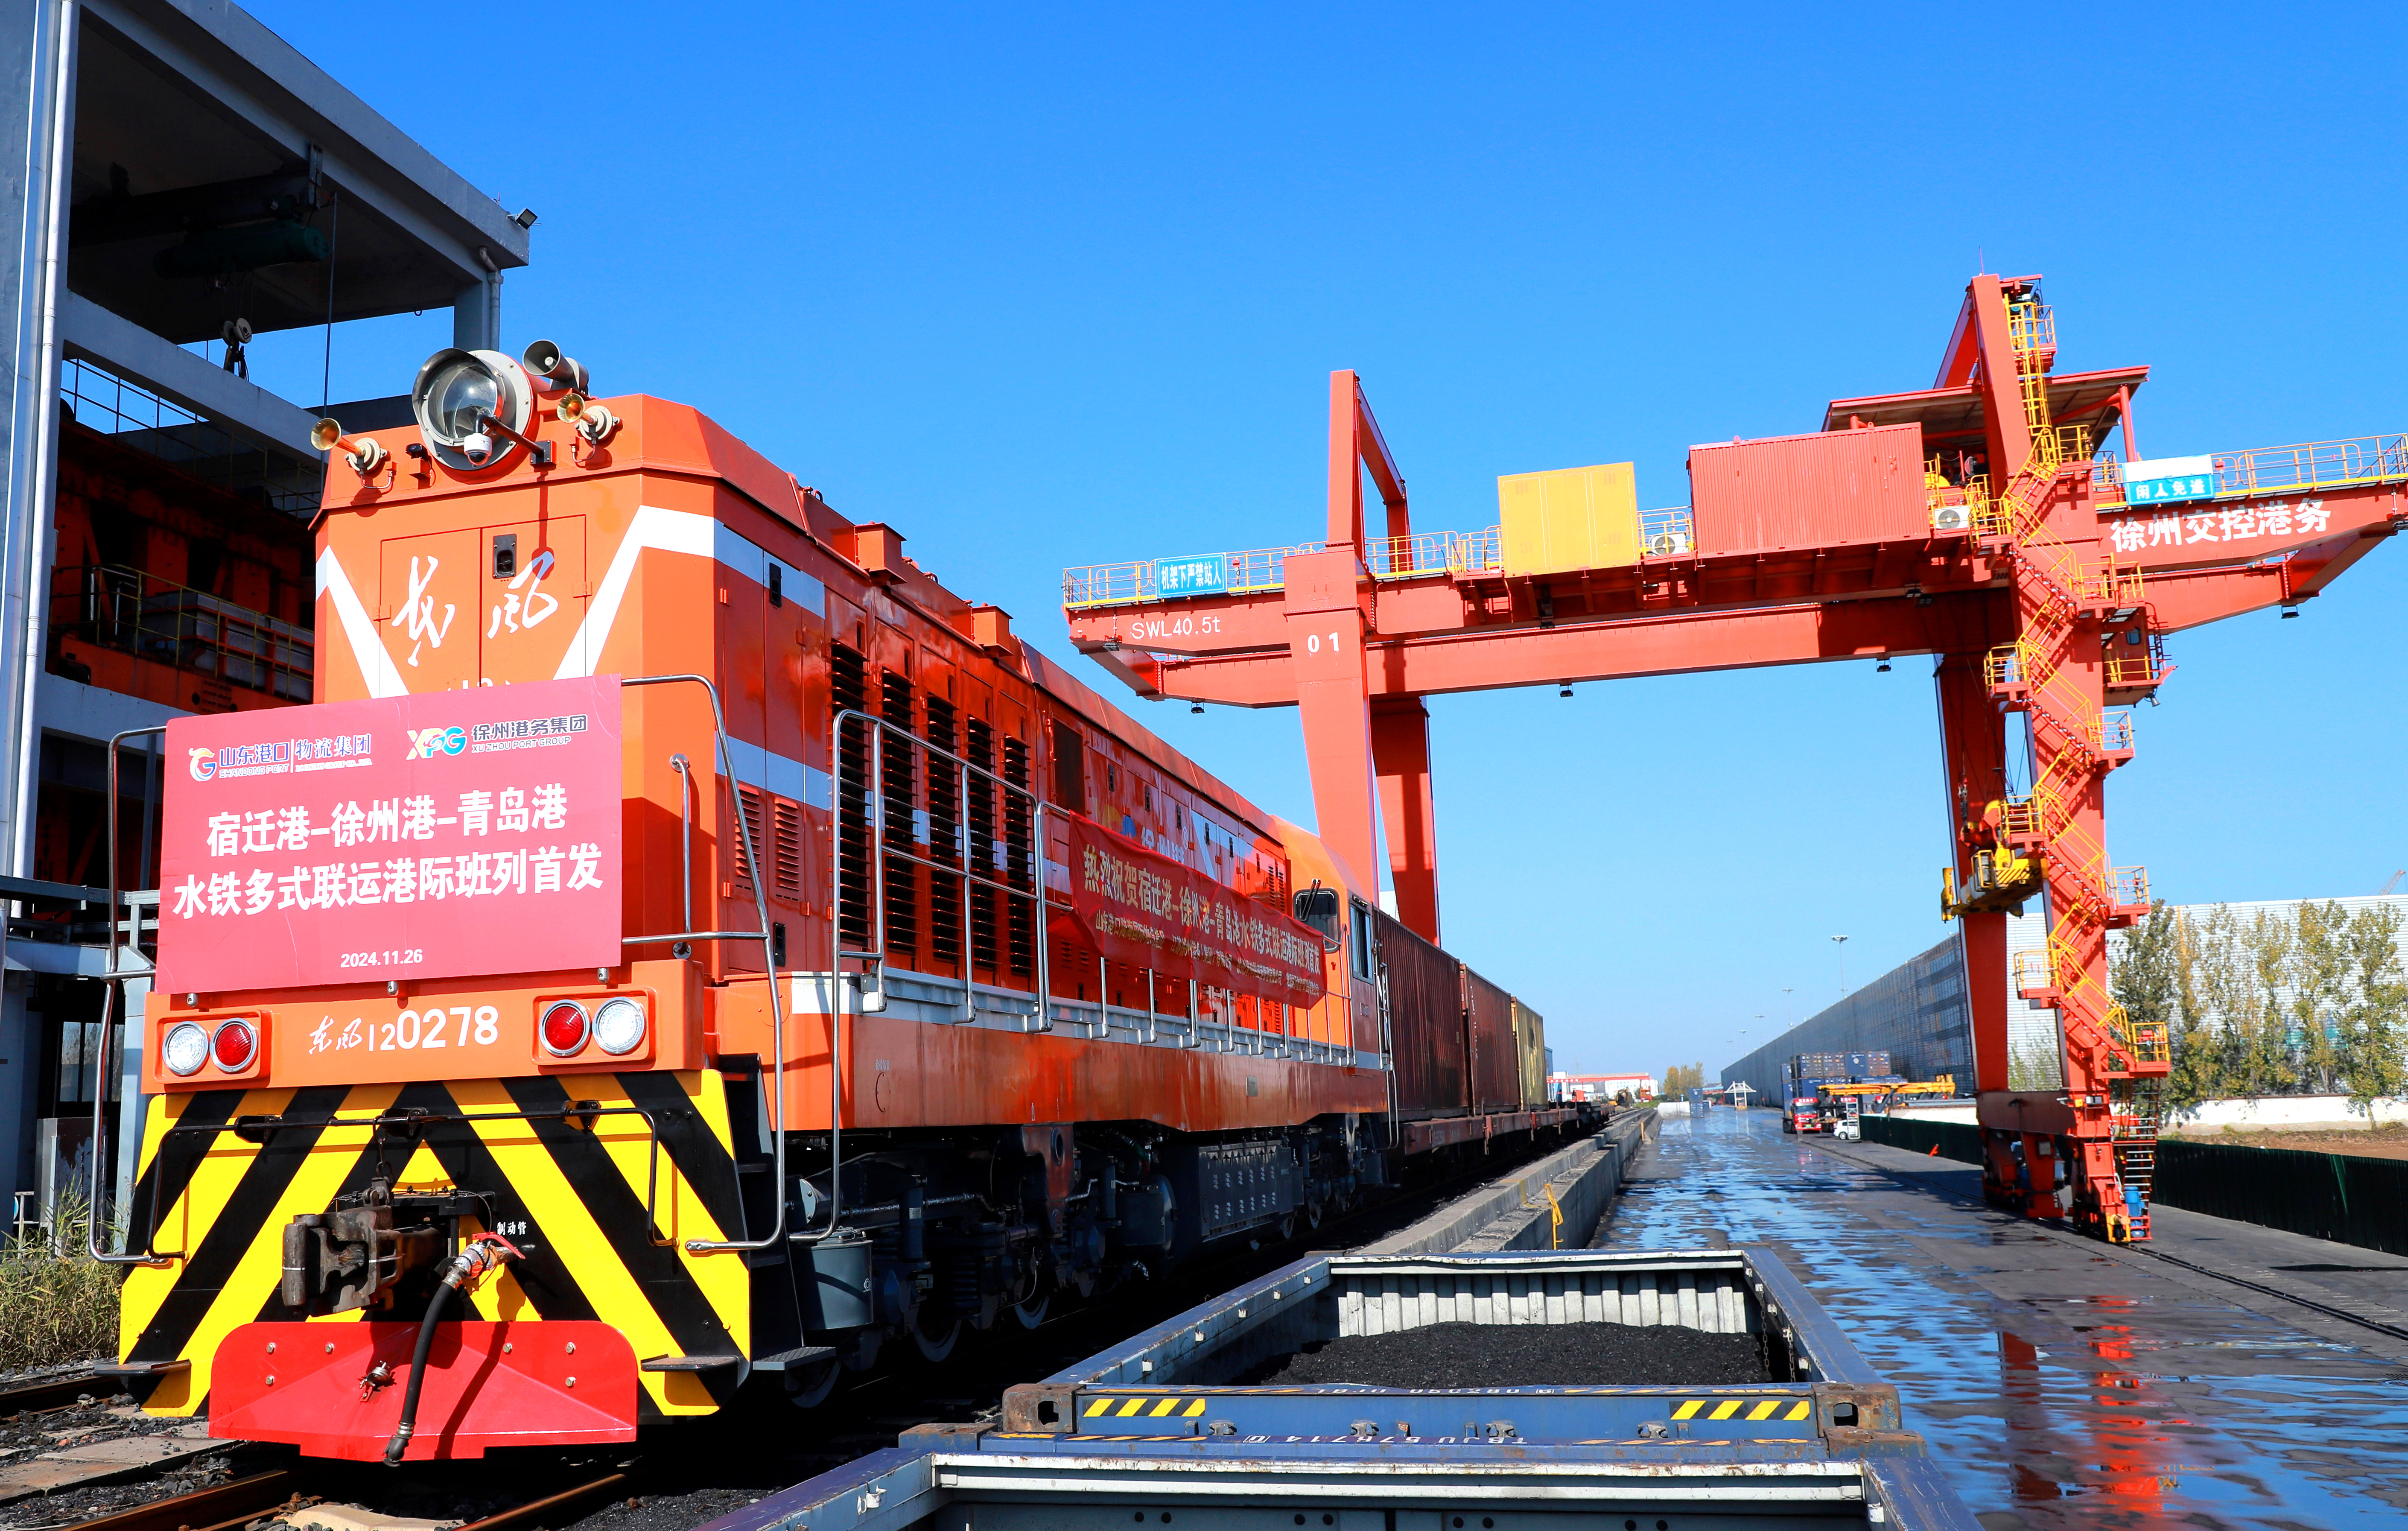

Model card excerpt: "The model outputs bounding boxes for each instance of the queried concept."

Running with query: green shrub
[0,1192,123,1372]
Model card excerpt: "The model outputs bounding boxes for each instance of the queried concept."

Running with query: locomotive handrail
[616,672,800,1256]
[824,707,1036,1248]
[153,1100,681,1247]
[671,753,695,933]
[93,724,172,1265]
[830,704,1052,1030]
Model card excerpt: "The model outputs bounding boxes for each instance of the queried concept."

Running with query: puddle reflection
[1595,1108,2408,1527]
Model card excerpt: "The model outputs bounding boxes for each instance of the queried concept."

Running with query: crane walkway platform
[1593,1107,2408,1526]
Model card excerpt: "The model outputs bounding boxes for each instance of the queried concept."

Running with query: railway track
[50,1468,634,1531]
[0,1374,120,1418]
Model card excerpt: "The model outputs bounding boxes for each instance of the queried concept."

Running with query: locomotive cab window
[1349,897,1375,980]
[1293,886,1342,952]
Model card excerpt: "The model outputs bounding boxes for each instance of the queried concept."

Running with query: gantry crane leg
[1934,650,2049,1214]
[1372,698,1440,942]
[1283,549,1383,898]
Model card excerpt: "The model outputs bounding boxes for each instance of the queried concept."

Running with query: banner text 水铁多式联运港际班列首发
[153,676,625,993]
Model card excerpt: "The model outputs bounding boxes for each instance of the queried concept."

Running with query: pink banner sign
[156,676,623,992]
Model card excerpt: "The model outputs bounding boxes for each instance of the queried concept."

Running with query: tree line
[2110,899,2407,1110]
[1663,1061,1707,1096]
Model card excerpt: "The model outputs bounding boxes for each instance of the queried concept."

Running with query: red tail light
[540,1000,590,1057]
[211,1018,257,1071]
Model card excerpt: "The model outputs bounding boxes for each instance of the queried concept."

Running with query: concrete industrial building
[0,0,528,1221]
[1722,894,2408,1106]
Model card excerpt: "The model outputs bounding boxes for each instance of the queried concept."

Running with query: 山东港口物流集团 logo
[188,747,216,782]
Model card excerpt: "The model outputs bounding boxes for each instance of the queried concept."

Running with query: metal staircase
[1977,293,2171,1240]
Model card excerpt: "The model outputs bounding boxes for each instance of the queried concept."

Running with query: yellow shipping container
[1513,999,1547,1108]
[1497,462,1639,576]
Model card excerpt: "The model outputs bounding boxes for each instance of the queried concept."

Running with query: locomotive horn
[310,417,386,478]
[520,338,589,395]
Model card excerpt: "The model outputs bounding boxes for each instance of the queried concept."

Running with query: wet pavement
[1592,1107,2408,1529]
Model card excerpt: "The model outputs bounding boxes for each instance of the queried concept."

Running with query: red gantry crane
[1060,275,2406,1242]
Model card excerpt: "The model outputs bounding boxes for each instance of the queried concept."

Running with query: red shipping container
[1687,422,1926,556]
[1377,909,1467,1121]
[1462,966,1520,1114]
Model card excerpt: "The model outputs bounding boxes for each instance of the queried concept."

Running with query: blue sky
[238,2,2408,1079]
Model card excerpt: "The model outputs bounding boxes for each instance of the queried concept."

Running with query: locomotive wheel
[785,1358,841,1410]
[1304,1199,1324,1230]
[912,1307,962,1363]
[1011,1292,1049,1328]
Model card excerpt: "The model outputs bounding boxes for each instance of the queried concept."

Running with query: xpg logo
[187,746,217,782]
[407,726,468,760]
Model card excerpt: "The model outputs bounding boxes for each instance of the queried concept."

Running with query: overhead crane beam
[1061,275,2408,1243]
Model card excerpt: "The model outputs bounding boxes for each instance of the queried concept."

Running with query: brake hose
[384,1234,520,1466]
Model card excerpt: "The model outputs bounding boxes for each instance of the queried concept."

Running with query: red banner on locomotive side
[1056,813,1326,1006]
[156,677,624,993]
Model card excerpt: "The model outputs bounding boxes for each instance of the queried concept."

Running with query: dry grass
[0,1194,123,1372]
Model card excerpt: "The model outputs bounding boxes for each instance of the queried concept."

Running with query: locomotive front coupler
[280,1176,502,1316]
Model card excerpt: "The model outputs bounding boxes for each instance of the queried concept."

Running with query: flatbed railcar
[97,341,1581,1462]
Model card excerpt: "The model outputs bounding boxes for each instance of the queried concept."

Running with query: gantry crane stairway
[1060,274,2408,1241]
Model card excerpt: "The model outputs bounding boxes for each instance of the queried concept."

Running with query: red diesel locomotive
[103,341,1578,1460]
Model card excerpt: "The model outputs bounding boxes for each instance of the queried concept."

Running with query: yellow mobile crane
[1821,1078,1959,1139]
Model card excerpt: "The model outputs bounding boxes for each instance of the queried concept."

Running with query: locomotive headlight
[592,996,647,1056]
[210,1017,258,1071]
[162,1021,209,1077]
[540,999,590,1057]
[411,347,535,471]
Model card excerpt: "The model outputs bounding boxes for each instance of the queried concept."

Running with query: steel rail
[452,1472,631,1531]
[55,1470,307,1531]
[0,1369,114,1414]
[53,1467,633,1531]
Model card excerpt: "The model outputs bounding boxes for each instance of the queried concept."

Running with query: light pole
[1832,935,1850,997]
[1782,986,1794,1025]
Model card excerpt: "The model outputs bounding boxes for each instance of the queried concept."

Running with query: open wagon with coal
[697,1249,1980,1531]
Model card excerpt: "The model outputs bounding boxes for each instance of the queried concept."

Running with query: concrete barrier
[1358,1110,1654,1255]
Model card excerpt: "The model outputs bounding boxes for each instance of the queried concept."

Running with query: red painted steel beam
[1370,698,1439,942]
[1145,592,2007,707]
[1934,287,1982,389]
[2141,522,2402,628]
[1063,489,2403,678]
[1283,551,1382,895]
[1328,371,1412,547]
[1968,275,2034,480]
[1934,652,2014,1093]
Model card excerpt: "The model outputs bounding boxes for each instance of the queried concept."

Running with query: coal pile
[1243,1321,1771,1388]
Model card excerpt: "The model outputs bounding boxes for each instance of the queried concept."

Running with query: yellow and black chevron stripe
[1084,1396,1212,1421]
[117,1070,748,1423]
[1672,1397,1815,1422]
[1070,1395,1818,1427]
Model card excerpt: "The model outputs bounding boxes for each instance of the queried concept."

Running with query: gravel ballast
[1242,1321,1772,1388]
